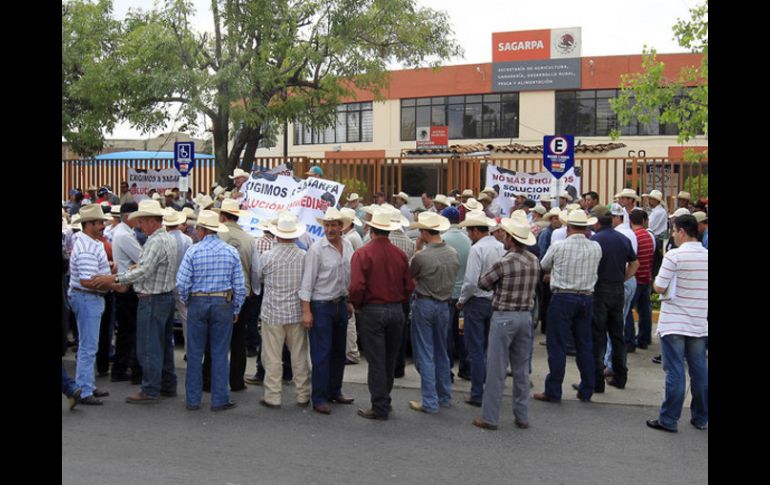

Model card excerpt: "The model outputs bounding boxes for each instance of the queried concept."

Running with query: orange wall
[323,150,386,159]
[668,146,708,160]
[343,52,703,101]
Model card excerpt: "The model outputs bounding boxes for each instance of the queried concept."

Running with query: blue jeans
[309,300,349,406]
[463,297,493,402]
[658,335,708,430]
[186,296,235,408]
[410,298,452,412]
[544,293,594,401]
[136,293,177,398]
[70,290,105,399]
[625,282,653,347]
[62,363,78,397]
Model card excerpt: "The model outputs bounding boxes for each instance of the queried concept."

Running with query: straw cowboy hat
[510,209,528,225]
[543,207,561,220]
[387,208,411,228]
[481,187,498,198]
[566,203,582,212]
[393,191,410,203]
[692,211,708,223]
[347,193,360,203]
[268,212,306,239]
[462,197,481,211]
[194,194,215,210]
[78,204,112,223]
[540,195,553,203]
[228,168,250,180]
[315,207,347,226]
[110,205,122,217]
[461,189,474,198]
[213,198,249,218]
[433,194,451,207]
[339,208,362,227]
[615,188,641,202]
[255,217,275,232]
[458,211,496,228]
[447,196,458,206]
[478,192,492,203]
[409,211,451,232]
[365,210,404,232]
[500,219,536,246]
[162,210,187,227]
[557,209,573,225]
[609,203,625,216]
[590,205,611,218]
[128,200,166,220]
[531,205,547,216]
[642,189,664,203]
[213,185,226,198]
[676,191,692,201]
[196,210,229,233]
[69,213,83,231]
[182,206,197,221]
[669,207,691,219]
[564,210,597,227]
[559,190,573,201]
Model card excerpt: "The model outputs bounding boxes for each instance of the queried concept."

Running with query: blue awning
[94,151,215,160]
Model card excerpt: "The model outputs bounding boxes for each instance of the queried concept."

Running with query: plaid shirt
[541,234,603,292]
[254,242,305,325]
[176,235,245,315]
[478,248,541,311]
[254,233,274,255]
[388,229,415,259]
[118,228,178,295]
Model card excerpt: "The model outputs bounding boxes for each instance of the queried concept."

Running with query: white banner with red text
[485,164,581,216]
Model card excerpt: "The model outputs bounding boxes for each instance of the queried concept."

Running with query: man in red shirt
[349,210,415,420]
[625,209,655,351]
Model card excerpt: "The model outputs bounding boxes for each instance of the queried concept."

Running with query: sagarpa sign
[416,126,448,150]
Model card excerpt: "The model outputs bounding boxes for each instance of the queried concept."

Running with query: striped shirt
[654,241,708,338]
[459,235,506,303]
[541,234,603,292]
[633,227,655,285]
[478,248,540,311]
[254,242,305,325]
[176,234,245,314]
[117,228,177,295]
[69,232,111,293]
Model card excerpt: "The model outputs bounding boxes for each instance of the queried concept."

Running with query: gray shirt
[299,237,354,302]
[459,235,505,303]
[111,222,142,274]
[441,227,472,300]
[410,242,460,301]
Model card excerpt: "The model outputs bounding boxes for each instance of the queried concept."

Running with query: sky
[107,0,702,139]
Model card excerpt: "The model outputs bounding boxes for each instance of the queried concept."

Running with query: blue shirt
[590,226,637,285]
[537,225,554,261]
[702,228,708,249]
[176,235,246,315]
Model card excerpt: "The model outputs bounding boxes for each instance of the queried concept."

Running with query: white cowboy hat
[256,218,275,232]
[339,207,362,227]
[557,209,573,225]
[393,191,410,203]
[69,213,83,231]
[78,204,112,223]
[462,198,481,211]
[566,203,582,212]
[365,210,403,232]
[559,190,573,201]
[181,206,196,221]
[692,211,708,223]
[213,198,250,218]
[669,207,691,219]
[409,211,451,232]
[543,207,561,221]
[500,219,536,246]
[387,208,411,227]
[478,192,492,203]
[447,196,458,206]
[315,206,347,226]
[531,205,547,216]
[458,211,496,228]
[268,212,306,239]
[481,187,498,198]
[164,189,174,197]
[609,203,625,216]
[194,194,215,209]
[347,193,360,203]
[642,189,664,202]
[461,189,474,198]
[540,195,553,203]
[228,168,250,180]
[110,205,122,217]
[196,210,229,233]
[617,188,641,202]
[128,200,166,220]
[564,210,597,227]
[162,210,187,227]
[213,185,226,198]
[510,209,528,225]
[361,204,378,216]
[676,191,692,201]
[433,194,451,207]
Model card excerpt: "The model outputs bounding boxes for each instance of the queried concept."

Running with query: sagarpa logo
[556,33,577,55]
[550,27,581,59]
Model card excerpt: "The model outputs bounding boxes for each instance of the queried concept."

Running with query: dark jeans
[309,300,349,406]
[96,292,115,374]
[540,279,551,334]
[358,303,404,418]
[203,294,258,391]
[113,288,141,378]
[652,239,664,279]
[246,290,263,351]
[463,297,493,402]
[447,298,469,377]
[592,283,627,390]
[136,292,177,398]
[544,293,595,401]
[394,299,412,375]
[625,283,653,347]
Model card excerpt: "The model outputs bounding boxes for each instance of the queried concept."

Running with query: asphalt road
[62,363,707,485]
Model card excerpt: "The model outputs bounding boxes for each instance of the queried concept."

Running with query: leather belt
[136,291,173,298]
[416,294,449,303]
[552,288,593,296]
[72,288,106,296]
[191,291,231,297]
[314,296,347,304]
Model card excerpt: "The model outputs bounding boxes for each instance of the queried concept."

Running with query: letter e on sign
[550,137,568,155]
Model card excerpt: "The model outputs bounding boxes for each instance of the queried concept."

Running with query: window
[400,93,519,141]
[293,102,373,145]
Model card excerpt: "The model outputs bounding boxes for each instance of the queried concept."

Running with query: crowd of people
[62,168,707,433]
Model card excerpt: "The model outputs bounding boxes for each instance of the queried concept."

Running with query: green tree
[62,0,123,156]
[111,0,462,186]
[610,1,707,161]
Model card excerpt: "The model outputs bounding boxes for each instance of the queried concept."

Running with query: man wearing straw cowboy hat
[253,212,312,409]
[642,189,668,276]
[393,191,413,223]
[92,199,179,405]
[407,212,459,414]
[350,209,415,420]
[534,210,602,404]
[675,191,692,212]
[472,218,540,430]
[345,193,366,237]
[70,204,128,405]
[299,207,356,415]
[176,210,244,412]
[228,168,251,206]
[616,188,640,228]
[457,211,504,408]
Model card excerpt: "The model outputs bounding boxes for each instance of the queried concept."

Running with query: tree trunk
[212,114,231,189]
[242,129,262,172]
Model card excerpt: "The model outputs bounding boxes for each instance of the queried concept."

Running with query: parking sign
[543,135,574,180]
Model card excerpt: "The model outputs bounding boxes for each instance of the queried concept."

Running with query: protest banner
[239,172,345,242]
[127,168,181,201]
[486,164,581,215]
